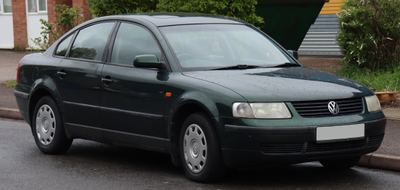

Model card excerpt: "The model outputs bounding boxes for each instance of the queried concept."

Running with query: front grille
[291,98,363,117]
[260,143,303,154]
[260,135,382,155]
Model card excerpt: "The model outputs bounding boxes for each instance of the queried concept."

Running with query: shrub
[30,5,83,51]
[55,4,84,35]
[86,0,158,17]
[337,0,400,70]
[86,0,263,26]
[156,0,263,25]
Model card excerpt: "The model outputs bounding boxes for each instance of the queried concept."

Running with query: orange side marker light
[165,92,172,97]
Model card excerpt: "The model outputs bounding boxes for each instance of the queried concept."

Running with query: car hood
[183,67,372,102]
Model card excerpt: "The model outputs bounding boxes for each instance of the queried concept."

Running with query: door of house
[26,0,48,48]
[0,0,13,49]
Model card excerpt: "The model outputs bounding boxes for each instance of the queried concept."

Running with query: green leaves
[86,0,264,26]
[86,0,158,16]
[55,4,84,34]
[30,5,83,51]
[156,0,263,25]
[337,0,400,70]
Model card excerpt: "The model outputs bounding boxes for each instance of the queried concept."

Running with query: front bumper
[221,118,386,167]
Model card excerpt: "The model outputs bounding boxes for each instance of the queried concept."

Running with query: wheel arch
[28,79,64,128]
[168,100,220,166]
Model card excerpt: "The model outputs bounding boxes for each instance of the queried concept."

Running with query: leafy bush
[55,4,84,34]
[86,0,263,26]
[29,5,83,50]
[337,0,400,70]
[86,0,158,16]
[30,19,55,50]
[156,0,263,25]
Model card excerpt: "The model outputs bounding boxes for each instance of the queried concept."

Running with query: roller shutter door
[298,14,341,56]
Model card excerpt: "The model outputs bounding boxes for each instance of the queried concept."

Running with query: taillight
[16,60,21,83]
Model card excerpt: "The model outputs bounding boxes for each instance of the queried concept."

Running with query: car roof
[95,13,247,27]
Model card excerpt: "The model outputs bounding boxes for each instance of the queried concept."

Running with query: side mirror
[287,50,298,60]
[133,54,166,69]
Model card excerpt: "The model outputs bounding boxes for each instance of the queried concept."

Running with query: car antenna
[120,0,128,14]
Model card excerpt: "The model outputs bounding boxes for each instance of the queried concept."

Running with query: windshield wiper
[271,62,301,68]
[211,64,260,70]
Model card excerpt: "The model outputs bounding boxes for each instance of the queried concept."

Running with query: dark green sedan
[14,13,386,182]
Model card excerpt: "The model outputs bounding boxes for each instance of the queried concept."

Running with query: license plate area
[316,124,365,142]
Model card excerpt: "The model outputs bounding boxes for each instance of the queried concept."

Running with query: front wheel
[32,96,72,154]
[179,113,226,182]
[319,155,361,169]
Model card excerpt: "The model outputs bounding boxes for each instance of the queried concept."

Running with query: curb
[382,108,400,122]
[0,108,23,120]
[358,153,400,171]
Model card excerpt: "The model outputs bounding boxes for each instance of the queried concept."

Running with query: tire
[179,112,227,182]
[32,96,72,154]
[319,155,361,169]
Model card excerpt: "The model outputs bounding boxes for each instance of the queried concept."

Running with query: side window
[111,23,162,66]
[55,34,73,56]
[69,22,114,61]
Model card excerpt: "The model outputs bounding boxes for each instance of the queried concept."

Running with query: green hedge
[86,0,263,26]
[337,0,400,70]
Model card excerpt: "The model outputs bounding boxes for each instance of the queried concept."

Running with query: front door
[101,22,168,147]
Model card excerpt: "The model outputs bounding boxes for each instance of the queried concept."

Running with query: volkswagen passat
[14,13,386,182]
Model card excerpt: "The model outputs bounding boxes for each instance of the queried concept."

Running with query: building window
[1,0,12,13]
[27,0,47,13]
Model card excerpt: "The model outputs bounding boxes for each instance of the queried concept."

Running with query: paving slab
[0,84,18,109]
[0,50,25,82]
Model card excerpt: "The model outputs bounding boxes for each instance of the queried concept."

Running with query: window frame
[106,21,170,71]
[53,32,76,58]
[26,0,47,14]
[60,21,118,63]
[0,0,13,14]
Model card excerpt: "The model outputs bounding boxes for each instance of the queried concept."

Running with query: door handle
[101,77,113,84]
[57,71,66,79]
[57,71,66,76]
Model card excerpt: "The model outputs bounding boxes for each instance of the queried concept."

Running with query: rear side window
[55,34,73,56]
[69,22,114,61]
[111,23,162,66]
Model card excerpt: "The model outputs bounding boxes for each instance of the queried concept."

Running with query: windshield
[160,24,295,71]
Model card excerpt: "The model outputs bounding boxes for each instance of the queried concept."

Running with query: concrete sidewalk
[0,50,399,172]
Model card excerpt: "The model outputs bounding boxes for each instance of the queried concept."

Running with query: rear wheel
[319,155,361,169]
[179,112,226,182]
[32,96,72,154]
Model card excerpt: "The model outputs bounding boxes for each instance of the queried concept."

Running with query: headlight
[233,102,292,119]
[365,95,381,112]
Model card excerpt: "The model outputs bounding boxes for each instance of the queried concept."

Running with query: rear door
[100,22,169,149]
[56,22,116,140]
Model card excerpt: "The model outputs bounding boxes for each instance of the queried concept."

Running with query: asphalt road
[1,118,400,189]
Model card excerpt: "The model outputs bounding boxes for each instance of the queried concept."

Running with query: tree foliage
[337,0,400,70]
[156,0,263,25]
[86,0,263,26]
[86,0,158,16]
